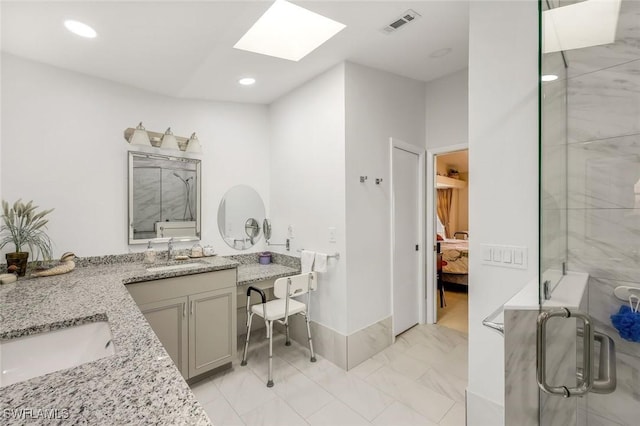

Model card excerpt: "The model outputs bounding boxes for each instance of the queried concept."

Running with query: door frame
[390,138,426,335]
[426,143,468,324]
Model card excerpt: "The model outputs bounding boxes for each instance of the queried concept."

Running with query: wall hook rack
[375,178,383,185]
[360,176,368,183]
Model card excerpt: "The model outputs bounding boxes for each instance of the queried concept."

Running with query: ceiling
[0,1,469,104]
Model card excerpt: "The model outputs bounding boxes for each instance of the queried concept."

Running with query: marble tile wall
[346,316,392,369]
[565,2,640,424]
[132,167,161,233]
[504,309,538,426]
[132,167,197,238]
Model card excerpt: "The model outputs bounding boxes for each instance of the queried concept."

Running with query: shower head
[172,172,187,184]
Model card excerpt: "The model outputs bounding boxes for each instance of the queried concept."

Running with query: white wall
[467,1,538,423]
[344,62,426,334]
[269,63,348,334]
[425,68,468,149]
[1,54,270,258]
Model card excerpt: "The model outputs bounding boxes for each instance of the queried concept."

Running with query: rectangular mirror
[128,152,201,244]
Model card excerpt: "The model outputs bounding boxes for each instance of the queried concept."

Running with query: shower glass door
[538,0,638,425]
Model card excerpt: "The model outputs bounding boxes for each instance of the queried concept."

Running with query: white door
[392,147,420,335]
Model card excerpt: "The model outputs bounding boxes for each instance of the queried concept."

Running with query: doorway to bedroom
[434,149,468,333]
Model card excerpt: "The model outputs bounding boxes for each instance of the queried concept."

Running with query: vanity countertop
[236,262,300,285]
[0,255,300,425]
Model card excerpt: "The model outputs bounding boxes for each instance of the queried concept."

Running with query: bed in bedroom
[440,238,469,286]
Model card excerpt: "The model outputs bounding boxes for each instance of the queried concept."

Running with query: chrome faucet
[167,237,174,260]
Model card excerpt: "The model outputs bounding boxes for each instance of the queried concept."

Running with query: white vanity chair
[241,272,317,387]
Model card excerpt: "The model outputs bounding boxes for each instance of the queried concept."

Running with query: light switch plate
[482,247,492,261]
[492,248,502,262]
[481,244,527,269]
[328,227,337,243]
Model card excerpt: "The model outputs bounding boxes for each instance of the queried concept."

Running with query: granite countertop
[236,262,300,285]
[0,254,300,425]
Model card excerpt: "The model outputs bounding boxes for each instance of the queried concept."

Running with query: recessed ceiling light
[64,20,97,38]
[238,77,256,86]
[429,47,452,58]
[234,0,346,62]
[541,74,559,82]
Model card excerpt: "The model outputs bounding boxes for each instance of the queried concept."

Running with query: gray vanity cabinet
[139,296,189,375]
[188,287,235,378]
[128,268,237,380]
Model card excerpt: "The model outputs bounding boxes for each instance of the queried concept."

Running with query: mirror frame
[128,151,202,244]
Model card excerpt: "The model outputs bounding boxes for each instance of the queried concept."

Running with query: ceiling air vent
[381,9,421,34]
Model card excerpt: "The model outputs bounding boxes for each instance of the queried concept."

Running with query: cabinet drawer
[129,268,237,305]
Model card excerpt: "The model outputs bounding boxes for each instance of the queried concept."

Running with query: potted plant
[1,199,54,276]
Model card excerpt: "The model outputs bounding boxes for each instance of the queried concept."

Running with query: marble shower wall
[566,1,640,424]
[132,166,197,237]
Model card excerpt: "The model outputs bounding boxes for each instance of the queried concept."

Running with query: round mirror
[217,185,265,250]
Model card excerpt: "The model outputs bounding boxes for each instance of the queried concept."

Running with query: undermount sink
[146,262,206,273]
[0,321,115,387]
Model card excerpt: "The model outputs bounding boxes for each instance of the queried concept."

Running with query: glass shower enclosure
[538,0,639,424]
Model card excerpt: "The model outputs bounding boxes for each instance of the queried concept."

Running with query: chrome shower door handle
[537,308,594,397]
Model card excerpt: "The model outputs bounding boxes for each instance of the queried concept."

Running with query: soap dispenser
[144,241,157,264]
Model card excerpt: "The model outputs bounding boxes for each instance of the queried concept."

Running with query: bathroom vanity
[127,268,238,380]
[0,252,299,424]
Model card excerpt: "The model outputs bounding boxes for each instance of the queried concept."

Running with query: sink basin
[146,262,205,273]
[0,321,115,387]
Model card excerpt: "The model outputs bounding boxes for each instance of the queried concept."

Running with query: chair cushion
[251,298,306,321]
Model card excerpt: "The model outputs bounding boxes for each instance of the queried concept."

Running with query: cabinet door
[139,296,189,378]
[188,288,237,378]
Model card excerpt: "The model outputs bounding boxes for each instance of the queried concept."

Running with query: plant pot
[6,252,29,277]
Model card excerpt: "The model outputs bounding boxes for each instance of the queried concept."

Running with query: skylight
[543,0,621,53]
[234,0,346,62]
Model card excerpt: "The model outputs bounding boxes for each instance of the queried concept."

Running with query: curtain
[437,188,453,238]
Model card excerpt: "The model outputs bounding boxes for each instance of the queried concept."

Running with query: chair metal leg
[285,323,291,346]
[241,312,254,366]
[305,314,316,362]
[267,321,274,387]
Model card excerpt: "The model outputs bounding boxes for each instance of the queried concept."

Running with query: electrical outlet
[287,225,295,239]
[328,227,337,243]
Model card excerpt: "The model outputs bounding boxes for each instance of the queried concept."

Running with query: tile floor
[190,324,468,426]
[436,288,468,334]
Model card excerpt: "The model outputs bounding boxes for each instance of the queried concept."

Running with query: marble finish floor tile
[202,396,246,426]
[371,401,438,426]
[439,402,467,426]
[190,377,222,405]
[365,366,456,424]
[371,348,431,381]
[418,367,468,403]
[241,396,310,426]
[215,367,278,415]
[191,324,468,426]
[307,400,370,426]
[273,371,335,418]
[436,290,469,334]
